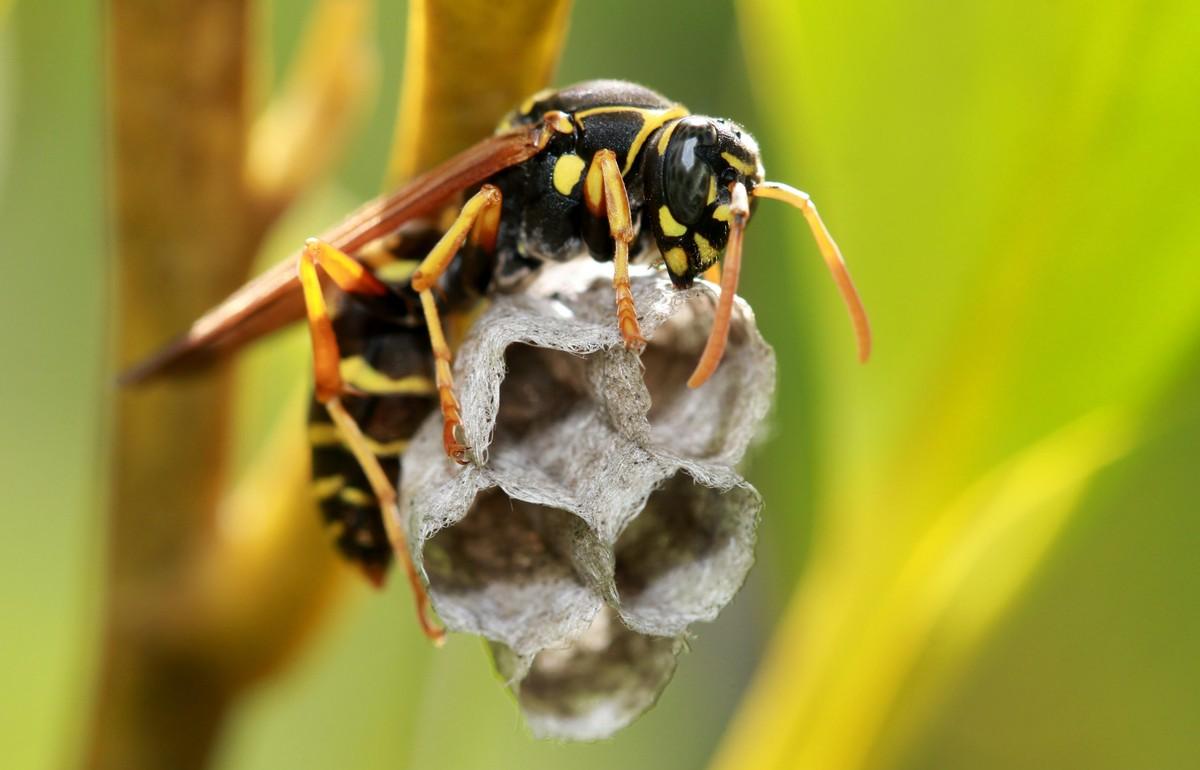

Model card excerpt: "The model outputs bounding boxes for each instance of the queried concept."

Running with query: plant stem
[87,2,265,767]
[85,0,574,766]
[388,0,573,183]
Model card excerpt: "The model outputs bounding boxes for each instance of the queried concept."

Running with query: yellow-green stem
[87,1,327,767]
[388,0,572,183]
[86,0,574,767]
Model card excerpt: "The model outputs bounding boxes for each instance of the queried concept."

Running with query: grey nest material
[399,262,776,740]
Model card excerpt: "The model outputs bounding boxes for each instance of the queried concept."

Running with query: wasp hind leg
[410,185,504,464]
[297,238,443,642]
[585,149,645,349]
[325,397,443,643]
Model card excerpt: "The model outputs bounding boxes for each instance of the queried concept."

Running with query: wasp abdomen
[309,300,440,578]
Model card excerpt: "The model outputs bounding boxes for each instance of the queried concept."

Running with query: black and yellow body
[127,79,867,639]
[307,225,490,578]
[491,80,763,284]
[311,80,767,577]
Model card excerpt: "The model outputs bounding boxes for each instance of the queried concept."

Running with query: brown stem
[85,0,575,767]
[86,1,285,767]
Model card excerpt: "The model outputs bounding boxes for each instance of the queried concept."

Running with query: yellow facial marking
[694,232,720,265]
[339,356,437,396]
[312,475,345,500]
[721,151,757,176]
[338,486,375,507]
[553,153,586,196]
[664,247,689,275]
[658,205,688,237]
[372,259,419,283]
[707,173,717,204]
[712,205,731,222]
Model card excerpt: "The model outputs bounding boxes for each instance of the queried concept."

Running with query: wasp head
[645,115,870,389]
[645,116,763,286]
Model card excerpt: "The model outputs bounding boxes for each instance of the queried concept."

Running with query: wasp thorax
[647,116,764,285]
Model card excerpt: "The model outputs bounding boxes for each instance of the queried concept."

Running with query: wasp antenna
[753,181,871,363]
[688,182,749,388]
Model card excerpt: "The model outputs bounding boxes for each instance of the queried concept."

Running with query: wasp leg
[586,149,644,349]
[297,239,443,642]
[297,237,389,401]
[325,397,444,644]
[411,185,504,464]
[702,263,722,283]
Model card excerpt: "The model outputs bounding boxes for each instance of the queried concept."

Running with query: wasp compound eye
[664,120,718,225]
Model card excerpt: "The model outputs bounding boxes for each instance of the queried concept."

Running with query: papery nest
[399,262,775,740]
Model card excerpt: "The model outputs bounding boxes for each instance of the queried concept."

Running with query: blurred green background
[3,0,1200,768]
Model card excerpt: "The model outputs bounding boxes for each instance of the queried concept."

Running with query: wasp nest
[399,262,775,740]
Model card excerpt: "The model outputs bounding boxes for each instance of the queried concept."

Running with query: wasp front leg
[410,185,504,464]
[585,149,645,349]
[297,238,443,641]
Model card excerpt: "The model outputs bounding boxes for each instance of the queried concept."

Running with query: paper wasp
[124,80,871,642]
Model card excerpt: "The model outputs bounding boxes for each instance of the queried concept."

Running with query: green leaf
[716,0,1200,767]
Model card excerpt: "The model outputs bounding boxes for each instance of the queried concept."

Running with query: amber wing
[120,126,546,384]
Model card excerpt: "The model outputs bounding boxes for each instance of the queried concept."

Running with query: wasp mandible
[125,80,871,642]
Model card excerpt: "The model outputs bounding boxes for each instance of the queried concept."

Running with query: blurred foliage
[1,1,1198,769]
[716,1,1200,768]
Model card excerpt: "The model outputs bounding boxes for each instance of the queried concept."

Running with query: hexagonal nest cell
[399,264,775,739]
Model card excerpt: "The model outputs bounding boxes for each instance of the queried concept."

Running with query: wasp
[125,80,871,642]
